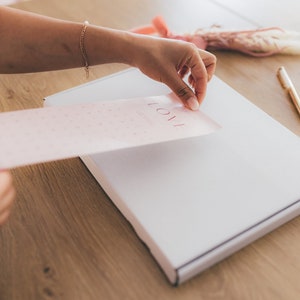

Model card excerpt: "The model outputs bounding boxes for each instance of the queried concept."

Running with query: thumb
[167,76,200,111]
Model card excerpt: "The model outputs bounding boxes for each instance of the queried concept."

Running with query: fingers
[200,51,217,82]
[165,73,200,110]
[0,171,15,225]
[166,46,216,110]
[186,49,209,106]
[132,35,216,110]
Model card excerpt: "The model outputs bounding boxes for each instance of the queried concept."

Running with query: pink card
[0,94,220,169]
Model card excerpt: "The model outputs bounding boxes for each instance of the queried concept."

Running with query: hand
[129,35,216,110]
[0,170,15,225]
[0,7,216,108]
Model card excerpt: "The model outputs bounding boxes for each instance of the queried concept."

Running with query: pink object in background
[132,16,300,57]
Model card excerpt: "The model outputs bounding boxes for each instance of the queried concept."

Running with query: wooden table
[0,0,299,299]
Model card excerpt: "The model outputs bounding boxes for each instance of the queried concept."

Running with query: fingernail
[187,97,199,111]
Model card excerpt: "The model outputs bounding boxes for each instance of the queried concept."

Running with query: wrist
[84,25,137,66]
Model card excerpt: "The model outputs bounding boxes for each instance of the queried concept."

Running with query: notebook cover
[45,69,300,284]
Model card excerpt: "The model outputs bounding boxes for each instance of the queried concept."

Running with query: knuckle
[176,86,191,99]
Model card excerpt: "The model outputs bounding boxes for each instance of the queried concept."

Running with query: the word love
[147,101,185,127]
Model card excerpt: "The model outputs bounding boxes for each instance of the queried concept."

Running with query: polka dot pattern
[0,94,220,169]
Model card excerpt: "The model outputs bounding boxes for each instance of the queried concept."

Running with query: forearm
[0,6,134,73]
[0,6,217,109]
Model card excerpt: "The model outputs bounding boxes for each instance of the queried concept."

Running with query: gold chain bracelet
[79,21,89,78]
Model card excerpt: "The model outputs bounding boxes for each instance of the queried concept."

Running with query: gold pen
[277,66,300,116]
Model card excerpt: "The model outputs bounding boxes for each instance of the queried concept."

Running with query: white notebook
[45,68,300,285]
